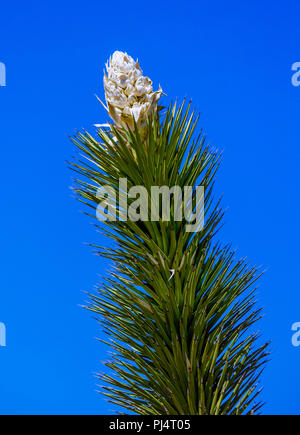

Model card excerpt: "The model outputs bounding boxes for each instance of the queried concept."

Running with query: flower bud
[103,51,162,137]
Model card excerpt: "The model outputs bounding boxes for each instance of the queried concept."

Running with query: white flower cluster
[103,51,162,134]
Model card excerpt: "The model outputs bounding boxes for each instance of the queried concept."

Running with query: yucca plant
[71,51,269,415]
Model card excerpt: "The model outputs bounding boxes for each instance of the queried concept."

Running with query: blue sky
[0,0,300,415]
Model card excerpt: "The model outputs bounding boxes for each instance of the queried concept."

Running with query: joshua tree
[71,51,269,415]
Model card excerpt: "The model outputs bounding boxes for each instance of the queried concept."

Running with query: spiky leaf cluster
[71,102,269,415]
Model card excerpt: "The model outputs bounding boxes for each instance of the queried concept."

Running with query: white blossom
[103,51,162,135]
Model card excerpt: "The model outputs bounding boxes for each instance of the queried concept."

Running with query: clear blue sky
[0,0,300,415]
